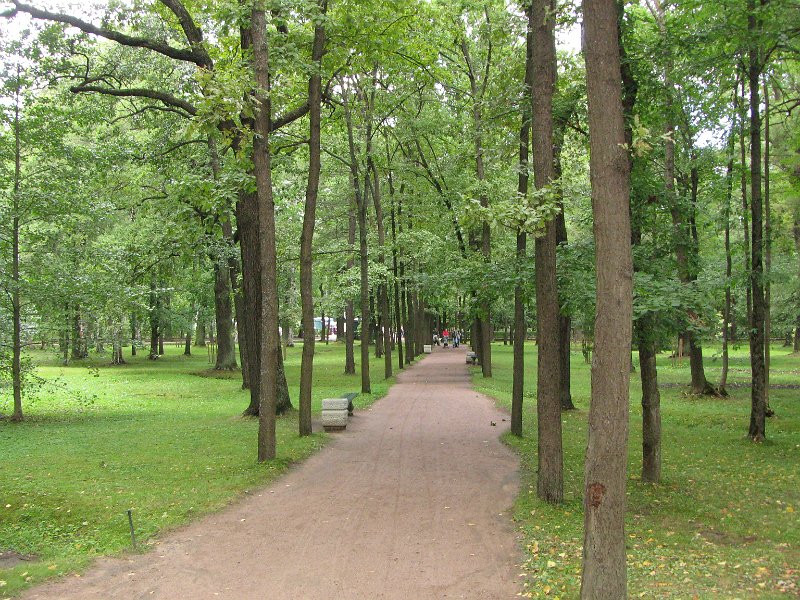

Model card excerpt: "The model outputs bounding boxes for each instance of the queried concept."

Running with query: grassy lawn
[474,341,799,599]
[0,342,392,597]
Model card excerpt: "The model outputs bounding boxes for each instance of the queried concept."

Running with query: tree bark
[237,187,261,411]
[72,305,86,360]
[388,167,405,371]
[213,260,237,369]
[630,0,662,501]
[763,76,772,414]
[686,154,713,394]
[298,1,325,436]
[554,102,575,411]
[195,320,206,347]
[747,0,767,441]
[740,78,753,333]
[222,219,247,381]
[368,150,392,380]
[251,5,280,461]
[130,314,137,356]
[580,0,633,596]
[511,6,533,438]
[794,213,800,353]
[343,84,371,394]
[460,28,492,378]
[721,118,737,394]
[149,277,160,360]
[345,192,357,374]
[637,314,661,483]
[11,77,23,421]
[531,0,563,502]
[647,0,710,395]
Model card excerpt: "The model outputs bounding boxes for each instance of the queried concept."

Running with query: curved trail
[26,348,521,599]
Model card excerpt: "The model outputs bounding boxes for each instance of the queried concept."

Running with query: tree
[580,0,633,596]
[747,0,767,442]
[299,0,327,437]
[531,0,563,504]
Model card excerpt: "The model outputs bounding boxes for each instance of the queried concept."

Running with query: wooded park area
[0,0,798,597]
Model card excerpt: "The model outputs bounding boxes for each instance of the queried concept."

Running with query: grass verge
[474,342,799,599]
[0,341,393,597]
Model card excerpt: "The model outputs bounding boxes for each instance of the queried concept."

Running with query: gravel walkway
[25,347,521,599]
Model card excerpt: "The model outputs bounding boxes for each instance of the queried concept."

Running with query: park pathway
[25,347,521,600]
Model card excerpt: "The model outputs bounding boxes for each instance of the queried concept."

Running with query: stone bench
[466,352,478,365]
[321,397,349,432]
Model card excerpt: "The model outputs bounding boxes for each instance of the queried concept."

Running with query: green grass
[0,342,393,597]
[474,342,799,599]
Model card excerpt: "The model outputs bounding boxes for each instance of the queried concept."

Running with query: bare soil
[24,347,521,599]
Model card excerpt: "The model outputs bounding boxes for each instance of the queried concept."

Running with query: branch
[136,138,207,160]
[479,4,493,100]
[271,101,310,131]
[158,0,213,68]
[108,103,193,124]
[6,0,209,67]
[69,84,198,116]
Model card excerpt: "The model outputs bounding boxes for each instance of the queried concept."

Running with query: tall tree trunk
[794,212,800,353]
[721,118,737,394]
[554,115,575,411]
[511,8,533,438]
[368,151,392,380]
[252,6,280,461]
[149,277,159,360]
[62,305,70,365]
[622,0,661,483]
[222,219,247,384]
[405,208,416,362]
[460,30,492,377]
[388,168,405,370]
[740,78,753,331]
[580,1,633,596]
[343,86,371,394]
[72,305,85,360]
[371,289,381,358]
[234,19,286,416]
[336,315,344,343]
[184,329,192,356]
[299,1,325,436]
[556,226,574,410]
[531,0,563,502]
[112,328,125,365]
[648,0,710,395]
[195,320,206,347]
[763,76,772,414]
[345,194,357,374]
[237,188,261,407]
[130,314,137,356]
[747,0,767,441]
[213,260,237,369]
[404,283,414,362]
[686,156,712,394]
[11,76,23,421]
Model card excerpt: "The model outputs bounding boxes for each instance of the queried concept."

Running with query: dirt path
[25,348,520,600]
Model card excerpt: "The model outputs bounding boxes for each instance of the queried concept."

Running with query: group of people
[432,328,462,348]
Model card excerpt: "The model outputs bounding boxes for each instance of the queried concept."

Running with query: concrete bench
[321,397,349,432]
[466,352,478,365]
